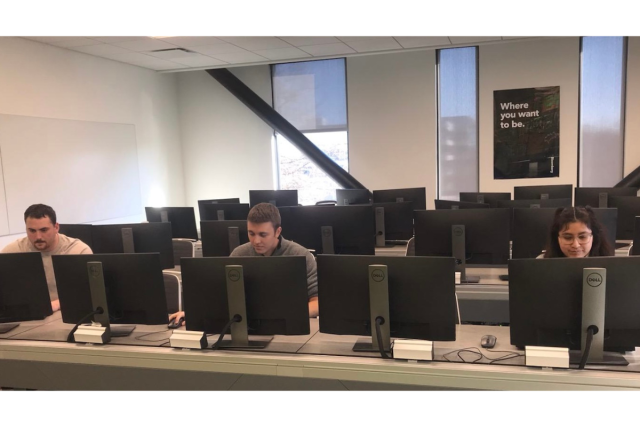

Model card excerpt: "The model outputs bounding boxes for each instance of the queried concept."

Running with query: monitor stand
[451,225,480,283]
[228,227,240,253]
[110,325,136,337]
[599,192,608,208]
[214,265,272,349]
[374,207,386,248]
[353,265,392,353]
[85,261,113,343]
[0,323,19,334]
[321,226,335,254]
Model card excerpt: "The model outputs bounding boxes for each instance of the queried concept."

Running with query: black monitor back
[199,203,250,221]
[0,253,53,322]
[509,256,640,351]
[495,198,572,209]
[414,208,511,264]
[372,187,427,211]
[514,184,573,200]
[608,196,640,239]
[52,253,168,325]
[575,187,638,208]
[145,207,198,240]
[200,220,249,256]
[180,256,309,335]
[284,205,376,255]
[512,208,618,259]
[633,217,640,255]
[249,190,298,207]
[373,202,414,241]
[336,189,371,206]
[435,199,490,210]
[58,224,94,250]
[317,255,456,341]
[459,192,511,208]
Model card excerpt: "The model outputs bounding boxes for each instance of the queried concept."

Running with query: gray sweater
[230,236,318,298]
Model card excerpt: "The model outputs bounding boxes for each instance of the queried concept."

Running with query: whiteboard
[0,114,142,235]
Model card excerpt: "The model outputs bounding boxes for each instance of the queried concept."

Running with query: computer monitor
[58,224,94,250]
[495,198,572,209]
[317,255,457,352]
[284,205,376,255]
[372,202,414,244]
[336,189,372,206]
[198,198,241,218]
[512,208,617,259]
[145,207,198,240]
[514,184,573,200]
[200,220,249,256]
[0,253,53,329]
[633,217,640,255]
[180,256,310,344]
[607,196,640,239]
[575,187,638,208]
[372,187,427,211]
[199,203,250,221]
[249,190,298,207]
[90,223,175,270]
[459,192,511,208]
[53,253,168,325]
[434,199,490,210]
[509,256,640,354]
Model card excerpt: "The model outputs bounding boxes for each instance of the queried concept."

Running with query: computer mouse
[481,335,497,349]
[168,317,185,329]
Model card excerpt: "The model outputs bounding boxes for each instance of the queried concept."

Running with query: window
[437,47,478,201]
[272,59,348,205]
[579,37,626,187]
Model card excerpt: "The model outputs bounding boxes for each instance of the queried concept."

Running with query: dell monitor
[459,192,511,208]
[317,255,457,354]
[0,253,53,332]
[284,205,376,255]
[495,198,572,209]
[180,256,310,348]
[509,256,640,363]
[434,199,490,210]
[514,184,573,200]
[372,202,414,245]
[336,189,372,206]
[249,190,298,207]
[372,187,427,211]
[575,187,638,208]
[199,203,250,221]
[53,253,168,328]
[633,217,640,255]
[200,220,249,256]
[90,223,175,270]
[607,196,640,240]
[512,208,617,259]
[58,224,94,250]
[145,207,198,240]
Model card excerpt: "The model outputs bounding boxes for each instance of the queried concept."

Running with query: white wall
[478,37,580,195]
[0,37,184,247]
[177,65,274,220]
[347,51,437,208]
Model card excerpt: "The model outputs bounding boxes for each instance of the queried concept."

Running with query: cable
[454,293,461,325]
[211,314,242,350]
[66,308,104,343]
[134,330,172,343]
[442,346,523,364]
[374,316,391,359]
[578,325,598,369]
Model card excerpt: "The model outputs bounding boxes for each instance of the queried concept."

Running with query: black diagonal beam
[615,163,640,188]
[206,68,366,190]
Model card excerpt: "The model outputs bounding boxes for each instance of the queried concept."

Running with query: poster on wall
[493,86,560,179]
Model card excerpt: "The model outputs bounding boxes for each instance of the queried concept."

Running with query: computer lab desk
[2,317,640,390]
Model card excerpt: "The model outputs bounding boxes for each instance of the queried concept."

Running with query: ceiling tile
[146,48,200,60]
[47,37,104,48]
[501,36,531,40]
[189,43,248,55]
[23,36,71,43]
[278,37,340,47]
[170,55,228,67]
[394,36,452,48]
[253,47,311,60]
[156,36,225,47]
[341,37,402,53]
[218,36,292,50]
[115,56,181,70]
[449,36,502,45]
[299,43,356,56]
[113,38,179,52]
[210,51,269,64]
[90,36,149,43]
[71,43,136,57]
[102,52,160,62]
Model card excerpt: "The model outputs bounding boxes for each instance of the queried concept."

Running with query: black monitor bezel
[145,206,198,240]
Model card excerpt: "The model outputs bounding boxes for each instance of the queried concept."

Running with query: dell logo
[586,273,603,287]
[371,269,386,282]
[89,265,101,278]
[453,226,464,237]
[227,269,241,282]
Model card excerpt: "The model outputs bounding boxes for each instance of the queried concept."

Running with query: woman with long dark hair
[543,206,614,258]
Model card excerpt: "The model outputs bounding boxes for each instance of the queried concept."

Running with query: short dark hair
[24,204,57,225]
[543,206,614,258]
[247,203,281,230]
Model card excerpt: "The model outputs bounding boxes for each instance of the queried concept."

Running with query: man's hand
[169,311,185,324]
[51,299,60,312]
[308,296,319,318]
